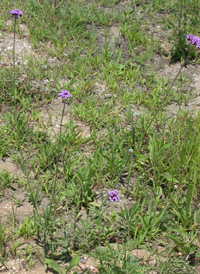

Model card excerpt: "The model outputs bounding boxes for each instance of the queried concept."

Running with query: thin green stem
[12,14,37,217]
[49,99,66,213]
[42,99,66,257]
[14,111,36,210]
[13,17,16,107]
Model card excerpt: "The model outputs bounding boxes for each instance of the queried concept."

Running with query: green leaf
[31,218,44,229]
[67,254,81,273]
[45,258,62,274]
[185,183,194,218]
[166,234,181,245]
[157,143,172,157]
[161,173,179,183]
[129,198,140,217]
[61,189,74,197]
[154,205,167,227]
[89,201,100,207]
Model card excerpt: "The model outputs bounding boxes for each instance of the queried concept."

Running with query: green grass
[0,0,200,273]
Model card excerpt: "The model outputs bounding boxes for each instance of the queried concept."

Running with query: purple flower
[186,34,200,49]
[58,90,72,99]
[109,190,120,202]
[10,9,23,18]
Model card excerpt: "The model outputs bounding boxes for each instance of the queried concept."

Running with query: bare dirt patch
[39,97,91,141]
[159,62,200,116]
[0,157,21,175]
[1,21,36,65]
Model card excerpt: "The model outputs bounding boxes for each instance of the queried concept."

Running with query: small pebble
[129,148,133,154]
[80,257,87,264]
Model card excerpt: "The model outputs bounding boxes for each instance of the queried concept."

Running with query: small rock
[104,94,116,99]
[80,257,87,264]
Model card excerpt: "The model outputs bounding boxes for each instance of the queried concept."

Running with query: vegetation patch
[0,0,200,273]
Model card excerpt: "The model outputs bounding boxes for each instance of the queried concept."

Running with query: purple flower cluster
[58,90,72,99]
[10,9,23,18]
[186,34,200,49]
[109,190,120,202]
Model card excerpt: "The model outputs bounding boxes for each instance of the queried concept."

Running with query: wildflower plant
[168,0,200,63]
[10,9,23,18]
[58,90,72,99]
[186,34,200,49]
[8,9,37,213]
[42,90,72,257]
[10,9,23,105]
[109,190,120,202]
